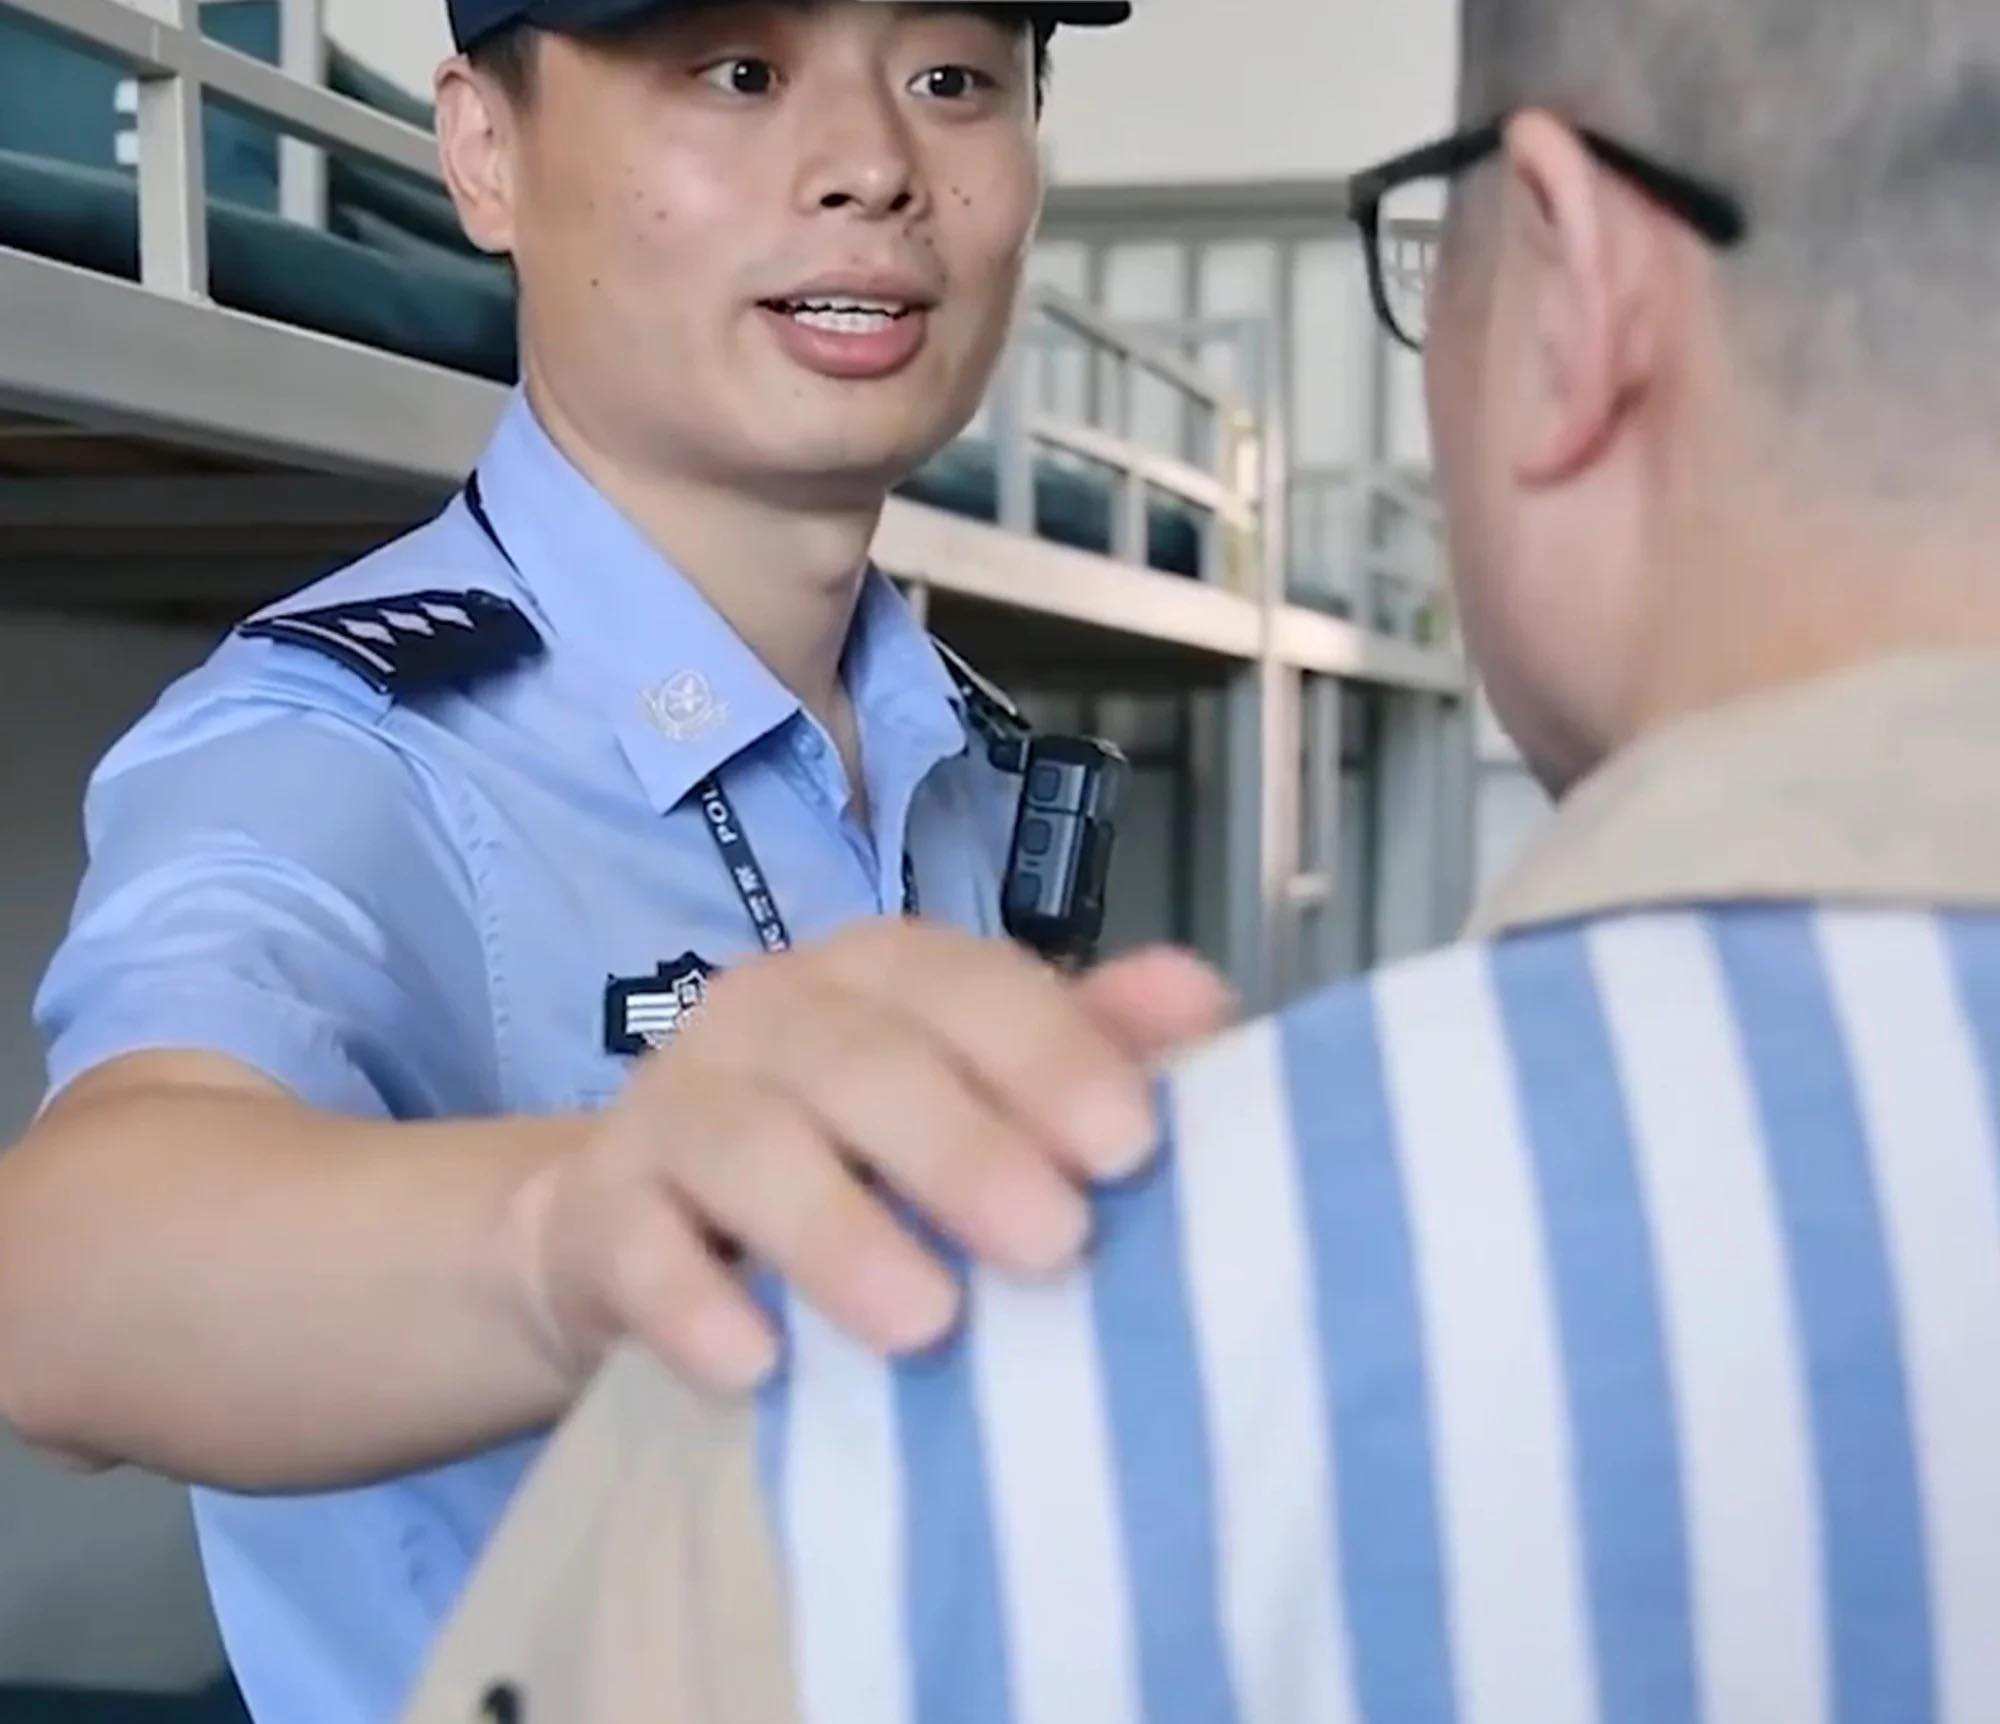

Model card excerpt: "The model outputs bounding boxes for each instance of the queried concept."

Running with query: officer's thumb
[1075,946,1238,1062]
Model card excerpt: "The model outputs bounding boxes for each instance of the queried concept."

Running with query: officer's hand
[508,923,1234,1394]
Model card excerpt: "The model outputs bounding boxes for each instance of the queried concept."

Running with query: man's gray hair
[1460,0,2000,463]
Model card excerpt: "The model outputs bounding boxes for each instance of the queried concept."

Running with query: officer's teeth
[789,301,908,334]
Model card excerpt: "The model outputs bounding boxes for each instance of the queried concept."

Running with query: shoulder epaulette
[932,635,1025,729]
[932,634,1031,771]
[237,589,543,697]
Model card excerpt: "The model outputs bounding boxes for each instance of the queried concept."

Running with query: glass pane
[1029,240,1089,297]
[1103,242,1190,455]
[1289,240,1374,602]
[1196,241,1279,404]
[1386,343,1433,466]
[1289,483,1364,615]
[1289,239,1372,468]
[1024,241,1094,424]
[1377,178,1443,349]
[1102,241,1185,318]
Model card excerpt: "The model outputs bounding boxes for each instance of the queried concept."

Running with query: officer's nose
[796,79,927,221]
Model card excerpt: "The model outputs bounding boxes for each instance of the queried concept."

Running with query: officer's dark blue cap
[449,0,1132,53]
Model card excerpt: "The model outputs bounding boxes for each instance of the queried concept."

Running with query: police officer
[0,3,1230,1718]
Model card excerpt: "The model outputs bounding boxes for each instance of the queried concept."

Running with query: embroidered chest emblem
[643,671,729,743]
[605,955,717,1054]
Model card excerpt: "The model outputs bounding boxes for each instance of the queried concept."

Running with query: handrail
[993,290,1266,589]
[6,0,438,181]
[1030,417,1252,530]
[6,0,436,296]
[1031,284,1240,412]
[1295,462,1443,535]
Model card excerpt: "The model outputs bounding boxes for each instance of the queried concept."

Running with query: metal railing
[1290,461,1450,639]
[986,288,1265,591]
[7,0,435,297]
[7,0,1268,594]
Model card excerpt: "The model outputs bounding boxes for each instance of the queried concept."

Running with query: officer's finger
[693,978,1093,1277]
[654,1073,962,1355]
[1075,946,1238,1061]
[811,921,1158,1183]
[605,1195,780,1394]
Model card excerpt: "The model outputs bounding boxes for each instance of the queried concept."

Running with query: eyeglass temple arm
[1346,123,1505,219]
[1576,129,1748,245]
[1347,116,1747,251]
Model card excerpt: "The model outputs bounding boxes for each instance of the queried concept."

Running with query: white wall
[326,0,448,94]
[1046,0,1457,185]
[326,0,1459,184]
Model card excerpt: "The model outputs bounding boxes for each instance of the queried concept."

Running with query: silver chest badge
[605,955,717,1054]
[643,670,729,743]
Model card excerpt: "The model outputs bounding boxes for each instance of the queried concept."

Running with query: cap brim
[1019,2,1133,20]
[508,0,1131,40]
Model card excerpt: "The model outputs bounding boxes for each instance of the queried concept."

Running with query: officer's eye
[911,64,997,101]
[698,57,779,97]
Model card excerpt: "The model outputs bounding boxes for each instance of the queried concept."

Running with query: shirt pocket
[567,1056,633,1114]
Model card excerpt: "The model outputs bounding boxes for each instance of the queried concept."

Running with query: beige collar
[1469,651,2000,939]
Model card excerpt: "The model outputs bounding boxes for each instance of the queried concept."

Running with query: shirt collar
[1469,650,2000,939]
[473,390,963,812]
[843,561,968,764]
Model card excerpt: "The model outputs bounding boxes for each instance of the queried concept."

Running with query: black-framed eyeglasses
[1346,119,1750,353]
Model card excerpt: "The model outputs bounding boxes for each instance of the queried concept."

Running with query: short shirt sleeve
[34,654,498,1121]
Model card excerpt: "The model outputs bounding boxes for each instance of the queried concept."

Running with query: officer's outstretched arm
[0,934,1230,1495]
[0,1049,588,1492]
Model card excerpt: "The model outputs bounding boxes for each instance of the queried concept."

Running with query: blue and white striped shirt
[408,654,2000,1724]
[761,904,2000,1724]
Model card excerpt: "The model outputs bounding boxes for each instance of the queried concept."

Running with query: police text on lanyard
[465,473,920,959]
[697,774,919,956]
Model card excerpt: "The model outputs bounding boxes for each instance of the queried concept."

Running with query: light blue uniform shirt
[33,390,1019,1723]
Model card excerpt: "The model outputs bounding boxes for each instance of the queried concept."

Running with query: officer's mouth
[755,284,936,382]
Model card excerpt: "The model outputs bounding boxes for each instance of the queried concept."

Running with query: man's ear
[1496,109,1669,486]
[436,59,520,259]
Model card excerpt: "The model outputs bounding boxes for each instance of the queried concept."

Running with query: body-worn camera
[934,640,1129,966]
[1002,735,1128,963]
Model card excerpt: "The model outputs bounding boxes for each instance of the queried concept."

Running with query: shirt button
[797,728,827,762]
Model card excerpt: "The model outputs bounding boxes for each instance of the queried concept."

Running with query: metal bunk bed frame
[0,0,1473,1007]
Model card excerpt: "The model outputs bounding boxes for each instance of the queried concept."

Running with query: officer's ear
[436,55,524,260]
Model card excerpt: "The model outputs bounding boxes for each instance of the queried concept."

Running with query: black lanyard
[466,474,920,957]
[696,772,919,956]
